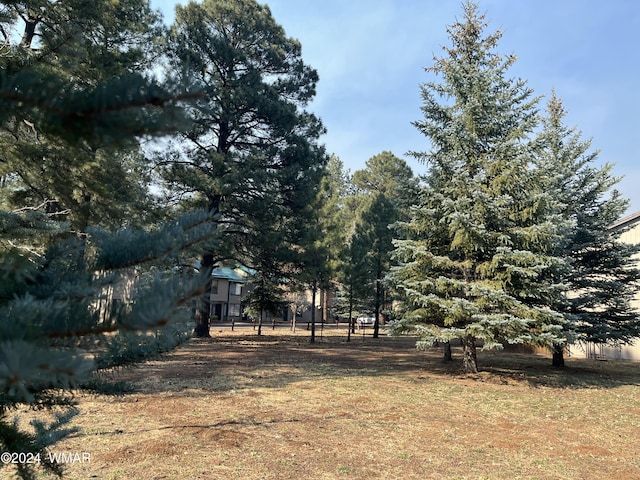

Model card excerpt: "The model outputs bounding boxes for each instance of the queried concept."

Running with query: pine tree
[0,3,215,478]
[351,151,419,218]
[335,232,371,341]
[0,0,171,231]
[243,271,285,336]
[240,206,297,336]
[314,156,364,340]
[160,0,326,337]
[351,152,418,337]
[387,1,569,373]
[536,91,640,366]
[295,191,334,343]
[356,193,397,338]
[318,156,352,273]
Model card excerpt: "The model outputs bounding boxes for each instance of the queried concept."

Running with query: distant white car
[356,316,375,330]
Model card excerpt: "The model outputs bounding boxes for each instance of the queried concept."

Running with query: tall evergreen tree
[357,193,397,338]
[0,0,169,230]
[297,222,330,344]
[161,0,325,337]
[314,156,368,340]
[241,207,296,336]
[536,91,640,366]
[312,155,354,332]
[336,231,371,341]
[0,3,214,478]
[319,155,352,266]
[350,152,418,337]
[387,1,569,373]
[351,150,419,217]
[294,170,338,343]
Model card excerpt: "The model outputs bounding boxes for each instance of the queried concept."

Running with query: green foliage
[318,152,419,339]
[388,2,570,373]
[356,193,398,337]
[536,92,640,353]
[351,151,419,216]
[1,206,216,478]
[343,152,418,337]
[243,272,285,336]
[0,0,178,228]
[162,0,325,237]
[160,0,326,336]
[95,320,193,370]
[0,406,77,479]
[334,228,372,336]
[0,2,218,478]
[317,155,352,273]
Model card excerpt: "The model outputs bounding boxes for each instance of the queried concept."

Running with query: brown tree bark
[310,284,317,344]
[373,279,382,338]
[462,334,478,373]
[552,344,565,367]
[193,252,214,338]
[442,341,452,362]
[194,195,222,338]
[21,13,39,48]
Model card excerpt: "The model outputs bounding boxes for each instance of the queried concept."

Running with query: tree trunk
[319,289,325,339]
[347,303,353,342]
[552,344,565,367]
[373,279,381,338]
[462,335,478,373]
[291,308,297,333]
[257,310,263,336]
[310,284,317,344]
[193,252,214,338]
[21,14,39,48]
[442,341,452,362]
[349,286,356,335]
[194,195,221,338]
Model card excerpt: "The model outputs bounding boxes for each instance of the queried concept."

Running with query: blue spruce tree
[387,1,570,373]
[0,2,215,478]
[536,91,640,366]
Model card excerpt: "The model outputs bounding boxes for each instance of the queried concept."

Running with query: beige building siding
[92,269,137,324]
[573,212,640,361]
[619,222,640,245]
[570,341,640,361]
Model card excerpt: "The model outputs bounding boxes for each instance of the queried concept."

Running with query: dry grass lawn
[15,325,640,480]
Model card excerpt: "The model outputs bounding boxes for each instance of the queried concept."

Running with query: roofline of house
[609,210,640,231]
[211,267,247,283]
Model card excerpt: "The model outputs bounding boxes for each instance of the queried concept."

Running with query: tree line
[1,0,638,477]
[318,2,640,374]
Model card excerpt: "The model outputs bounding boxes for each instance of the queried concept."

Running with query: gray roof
[609,210,640,231]
[212,267,246,283]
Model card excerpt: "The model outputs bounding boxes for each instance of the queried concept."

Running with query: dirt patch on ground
[13,326,640,480]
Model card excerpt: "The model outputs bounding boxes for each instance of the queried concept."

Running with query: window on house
[228,304,241,317]
[230,283,242,296]
[211,280,219,295]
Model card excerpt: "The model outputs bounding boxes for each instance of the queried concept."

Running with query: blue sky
[150,0,640,213]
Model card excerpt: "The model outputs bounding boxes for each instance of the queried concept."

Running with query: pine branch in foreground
[0,208,217,479]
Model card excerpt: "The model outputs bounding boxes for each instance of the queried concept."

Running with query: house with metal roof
[209,266,250,323]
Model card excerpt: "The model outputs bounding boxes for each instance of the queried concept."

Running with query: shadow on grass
[478,351,640,389]
[107,331,640,395]
[80,416,302,438]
